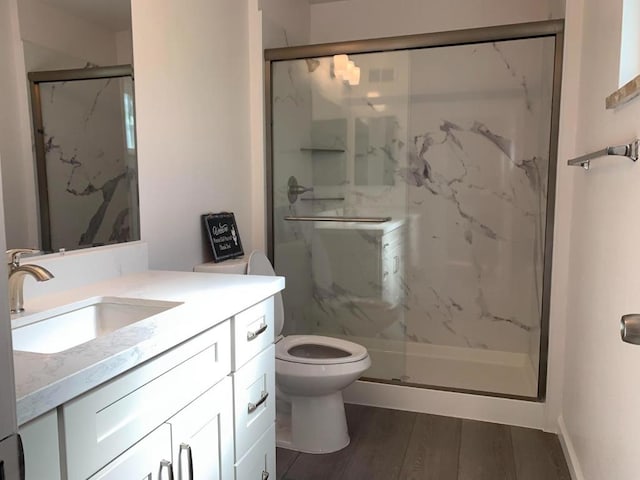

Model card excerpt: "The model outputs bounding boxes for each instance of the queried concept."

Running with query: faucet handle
[6,248,40,267]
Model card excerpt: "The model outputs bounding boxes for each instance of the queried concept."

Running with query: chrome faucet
[7,249,54,314]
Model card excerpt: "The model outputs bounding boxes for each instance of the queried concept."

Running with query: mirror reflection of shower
[28,66,140,252]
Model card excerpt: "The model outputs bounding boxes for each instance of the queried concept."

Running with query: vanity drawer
[232,297,274,370]
[62,320,231,480]
[234,423,275,480]
[232,344,275,460]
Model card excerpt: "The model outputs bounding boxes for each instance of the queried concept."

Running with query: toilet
[194,251,371,453]
[247,251,371,454]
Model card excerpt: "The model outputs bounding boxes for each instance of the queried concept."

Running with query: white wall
[310,0,559,43]
[18,0,119,65]
[0,0,38,250]
[262,0,310,48]
[559,0,640,478]
[132,0,253,271]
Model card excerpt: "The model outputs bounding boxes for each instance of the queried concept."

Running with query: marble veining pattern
[271,37,554,391]
[40,75,138,250]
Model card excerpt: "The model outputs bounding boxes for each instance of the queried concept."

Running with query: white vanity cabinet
[18,292,280,480]
[93,376,235,480]
[88,424,173,480]
[62,320,231,480]
[230,297,277,480]
[19,411,61,480]
[167,377,234,480]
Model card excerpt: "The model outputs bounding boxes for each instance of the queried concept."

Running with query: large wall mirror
[3,0,139,253]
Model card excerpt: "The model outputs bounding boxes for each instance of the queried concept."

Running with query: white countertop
[12,270,284,426]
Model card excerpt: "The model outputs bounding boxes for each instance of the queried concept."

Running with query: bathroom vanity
[12,270,283,480]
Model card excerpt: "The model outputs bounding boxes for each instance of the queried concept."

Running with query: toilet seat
[276,335,368,365]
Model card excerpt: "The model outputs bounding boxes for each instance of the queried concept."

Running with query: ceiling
[38,0,131,32]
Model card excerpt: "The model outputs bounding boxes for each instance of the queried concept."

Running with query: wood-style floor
[276,404,571,480]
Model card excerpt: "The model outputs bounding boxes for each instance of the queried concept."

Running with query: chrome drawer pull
[248,391,269,413]
[247,323,267,341]
[179,443,194,480]
[262,471,270,480]
[159,459,175,480]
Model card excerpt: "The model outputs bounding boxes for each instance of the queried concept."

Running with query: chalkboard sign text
[202,212,244,262]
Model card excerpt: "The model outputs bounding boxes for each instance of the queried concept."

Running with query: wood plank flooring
[276,404,571,480]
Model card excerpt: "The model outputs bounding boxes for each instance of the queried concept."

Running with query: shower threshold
[347,336,538,398]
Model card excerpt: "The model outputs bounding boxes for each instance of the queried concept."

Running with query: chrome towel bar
[567,139,639,170]
[284,215,391,223]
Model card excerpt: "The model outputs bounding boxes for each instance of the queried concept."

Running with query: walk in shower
[266,20,563,400]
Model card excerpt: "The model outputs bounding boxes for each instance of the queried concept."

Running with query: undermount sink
[12,296,182,354]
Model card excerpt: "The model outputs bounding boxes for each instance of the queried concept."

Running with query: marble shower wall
[400,37,554,355]
[271,37,555,365]
[271,59,315,335]
[39,75,138,251]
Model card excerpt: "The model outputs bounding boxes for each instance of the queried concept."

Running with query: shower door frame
[264,19,564,401]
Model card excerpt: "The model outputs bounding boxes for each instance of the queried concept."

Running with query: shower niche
[306,119,347,187]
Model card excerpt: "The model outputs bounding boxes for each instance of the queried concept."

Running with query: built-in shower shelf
[300,147,345,152]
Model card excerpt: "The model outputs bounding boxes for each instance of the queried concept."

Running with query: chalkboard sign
[202,212,244,262]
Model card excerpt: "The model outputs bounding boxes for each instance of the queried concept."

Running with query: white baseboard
[557,415,584,480]
[343,380,545,429]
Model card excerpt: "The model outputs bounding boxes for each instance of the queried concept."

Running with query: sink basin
[12,296,182,354]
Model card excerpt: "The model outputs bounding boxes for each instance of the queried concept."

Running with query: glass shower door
[271,54,409,383]
[269,30,558,398]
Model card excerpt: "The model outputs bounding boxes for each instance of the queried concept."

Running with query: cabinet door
[168,377,233,480]
[89,424,172,480]
[19,411,61,480]
[0,435,21,480]
[234,424,275,480]
[64,321,230,480]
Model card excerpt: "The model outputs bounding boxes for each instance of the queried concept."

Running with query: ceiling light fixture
[332,54,360,86]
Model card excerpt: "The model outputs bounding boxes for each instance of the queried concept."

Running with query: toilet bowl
[247,251,371,454]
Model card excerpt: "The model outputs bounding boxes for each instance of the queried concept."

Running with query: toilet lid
[276,335,369,365]
[247,251,284,335]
